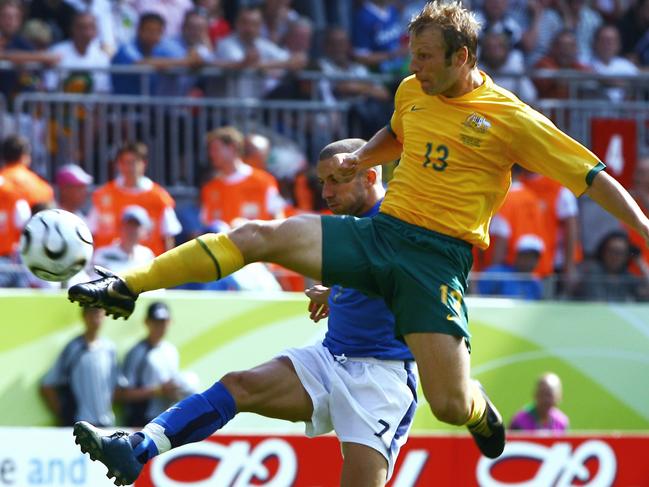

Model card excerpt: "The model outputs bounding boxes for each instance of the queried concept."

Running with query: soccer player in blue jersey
[73,139,417,487]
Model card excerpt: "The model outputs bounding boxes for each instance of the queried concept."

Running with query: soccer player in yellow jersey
[69,1,649,464]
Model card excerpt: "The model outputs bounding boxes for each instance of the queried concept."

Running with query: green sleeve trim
[386,123,397,139]
[586,161,606,186]
[196,237,222,280]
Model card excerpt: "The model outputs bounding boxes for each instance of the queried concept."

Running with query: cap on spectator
[121,205,151,230]
[516,234,545,254]
[56,164,93,186]
[146,301,170,321]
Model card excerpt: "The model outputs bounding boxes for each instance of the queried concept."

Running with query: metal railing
[11,93,350,193]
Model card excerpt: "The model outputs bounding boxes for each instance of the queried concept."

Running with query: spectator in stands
[556,0,603,62]
[111,12,186,95]
[263,15,312,99]
[572,230,649,301]
[479,30,537,103]
[510,372,569,432]
[194,0,230,49]
[166,9,214,95]
[0,135,54,208]
[0,173,30,288]
[515,0,563,67]
[485,165,546,273]
[352,0,407,74]
[200,126,285,225]
[243,133,271,171]
[475,0,525,48]
[318,26,392,137]
[88,141,182,255]
[55,164,92,218]
[134,0,193,39]
[261,0,300,45]
[63,0,116,55]
[40,306,118,426]
[0,0,60,102]
[21,18,54,50]
[27,0,76,43]
[617,0,649,65]
[587,24,639,102]
[118,302,186,427]
[92,205,156,276]
[477,234,545,300]
[212,6,306,98]
[44,12,111,93]
[522,168,581,295]
[533,30,591,99]
[110,0,138,48]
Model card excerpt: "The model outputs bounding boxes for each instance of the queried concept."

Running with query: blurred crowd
[0,0,647,104]
[2,127,649,301]
[1,0,649,300]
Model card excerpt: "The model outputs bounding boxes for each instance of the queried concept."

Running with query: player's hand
[332,153,360,183]
[159,380,182,400]
[305,285,331,323]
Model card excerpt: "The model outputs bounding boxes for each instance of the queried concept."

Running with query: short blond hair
[205,126,244,153]
[409,1,481,67]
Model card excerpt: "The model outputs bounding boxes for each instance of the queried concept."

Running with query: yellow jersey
[382,72,604,249]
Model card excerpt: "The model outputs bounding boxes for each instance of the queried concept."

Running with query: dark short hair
[1,135,30,163]
[318,138,366,161]
[115,141,148,161]
[138,12,165,29]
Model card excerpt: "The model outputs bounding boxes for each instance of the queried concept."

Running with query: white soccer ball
[20,209,94,282]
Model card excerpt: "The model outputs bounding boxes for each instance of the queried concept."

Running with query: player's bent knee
[219,370,261,411]
[427,395,471,425]
[229,220,276,262]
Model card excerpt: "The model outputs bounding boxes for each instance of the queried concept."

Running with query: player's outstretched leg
[68,266,137,319]
[73,381,237,485]
[68,217,322,319]
[466,381,505,458]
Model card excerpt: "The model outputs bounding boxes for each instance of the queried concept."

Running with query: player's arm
[586,171,649,244]
[353,126,404,170]
[334,127,403,182]
[39,384,62,418]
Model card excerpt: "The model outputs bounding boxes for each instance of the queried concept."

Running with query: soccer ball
[20,209,94,282]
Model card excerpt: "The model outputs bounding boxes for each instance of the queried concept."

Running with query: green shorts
[322,212,473,340]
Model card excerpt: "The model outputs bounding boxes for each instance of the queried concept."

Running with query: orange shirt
[201,164,284,225]
[487,181,547,271]
[91,179,177,255]
[0,164,54,207]
[0,176,28,256]
[522,175,582,276]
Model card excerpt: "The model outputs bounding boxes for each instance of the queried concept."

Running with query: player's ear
[366,168,377,186]
[454,46,469,67]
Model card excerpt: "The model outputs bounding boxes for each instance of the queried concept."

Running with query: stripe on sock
[196,237,222,280]
[142,422,171,456]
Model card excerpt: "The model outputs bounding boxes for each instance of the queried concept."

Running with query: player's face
[535,381,559,414]
[409,27,462,96]
[208,139,237,171]
[146,318,170,343]
[82,307,106,334]
[117,152,146,183]
[317,157,367,216]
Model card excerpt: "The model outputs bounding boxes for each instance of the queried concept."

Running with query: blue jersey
[352,2,404,73]
[323,200,414,361]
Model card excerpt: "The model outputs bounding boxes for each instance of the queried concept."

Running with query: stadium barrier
[0,428,647,486]
[11,93,351,192]
[1,291,648,430]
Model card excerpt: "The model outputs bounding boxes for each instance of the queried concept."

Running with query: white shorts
[281,343,418,479]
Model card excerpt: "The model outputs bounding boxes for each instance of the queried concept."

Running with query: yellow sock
[121,233,244,294]
[466,381,487,427]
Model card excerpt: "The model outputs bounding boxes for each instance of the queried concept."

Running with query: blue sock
[153,381,237,449]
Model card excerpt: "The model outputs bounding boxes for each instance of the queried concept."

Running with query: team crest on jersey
[462,113,492,133]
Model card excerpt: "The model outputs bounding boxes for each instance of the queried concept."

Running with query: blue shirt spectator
[352,1,404,73]
[111,12,184,95]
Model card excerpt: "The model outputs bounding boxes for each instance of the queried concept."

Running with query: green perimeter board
[0,291,647,431]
